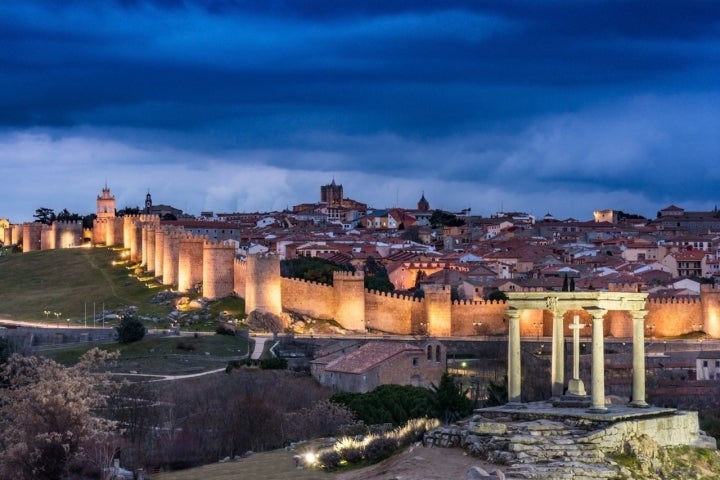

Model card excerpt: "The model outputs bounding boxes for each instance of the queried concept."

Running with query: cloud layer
[1,1,718,222]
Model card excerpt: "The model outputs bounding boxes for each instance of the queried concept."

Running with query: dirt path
[334,444,505,480]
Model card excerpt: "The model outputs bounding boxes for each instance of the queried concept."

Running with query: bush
[259,357,288,370]
[215,323,235,336]
[340,444,364,464]
[318,450,342,469]
[364,436,398,462]
[176,341,196,352]
[116,316,146,344]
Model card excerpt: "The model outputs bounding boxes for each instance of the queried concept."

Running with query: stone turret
[245,253,282,315]
[333,270,366,331]
[203,241,236,300]
[423,284,452,337]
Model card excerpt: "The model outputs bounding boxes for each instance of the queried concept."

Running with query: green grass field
[42,334,250,374]
[0,246,171,323]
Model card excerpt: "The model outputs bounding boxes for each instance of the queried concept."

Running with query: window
[436,345,441,362]
[703,360,708,367]
[412,357,419,367]
[427,346,432,360]
[716,361,719,368]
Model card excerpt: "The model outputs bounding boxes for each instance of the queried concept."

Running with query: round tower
[162,229,181,286]
[245,253,282,315]
[178,235,206,292]
[145,225,156,273]
[333,270,366,331]
[423,284,452,337]
[154,227,165,278]
[22,222,42,252]
[203,241,237,300]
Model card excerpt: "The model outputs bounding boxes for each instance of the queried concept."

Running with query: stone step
[508,460,619,480]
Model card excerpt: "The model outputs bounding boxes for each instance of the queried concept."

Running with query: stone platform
[424,401,716,480]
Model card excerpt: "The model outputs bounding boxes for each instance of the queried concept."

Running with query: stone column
[630,309,649,408]
[587,308,607,412]
[550,303,565,398]
[506,308,522,405]
[567,314,587,396]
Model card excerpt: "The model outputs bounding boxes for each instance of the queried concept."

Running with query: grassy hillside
[0,247,170,323]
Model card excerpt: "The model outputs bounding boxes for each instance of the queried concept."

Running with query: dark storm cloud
[0,0,718,221]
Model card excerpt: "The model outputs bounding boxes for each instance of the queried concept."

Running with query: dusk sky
[1,1,718,223]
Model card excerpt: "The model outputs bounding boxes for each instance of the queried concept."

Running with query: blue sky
[1,1,718,222]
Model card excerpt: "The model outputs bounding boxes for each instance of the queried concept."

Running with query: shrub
[259,357,287,370]
[116,316,146,344]
[215,323,235,336]
[340,444,364,464]
[364,436,398,462]
[318,449,342,469]
[176,341,196,352]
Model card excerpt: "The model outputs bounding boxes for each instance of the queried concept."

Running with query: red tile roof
[320,341,423,374]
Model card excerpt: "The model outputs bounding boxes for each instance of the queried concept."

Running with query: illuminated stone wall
[178,234,205,292]
[281,277,335,319]
[450,299,510,336]
[646,297,702,337]
[203,240,236,300]
[53,221,83,249]
[364,290,420,334]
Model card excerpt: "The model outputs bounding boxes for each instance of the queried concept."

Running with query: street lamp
[43,310,51,321]
[53,312,62,327]
[472,322,483,336]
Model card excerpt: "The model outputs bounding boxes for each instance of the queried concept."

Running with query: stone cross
[567,314,587,396]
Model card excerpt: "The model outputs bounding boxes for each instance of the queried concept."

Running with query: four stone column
[550,304,565,398]
[630,310,649,408]
[506,308,522,404]
[587,308,608,412]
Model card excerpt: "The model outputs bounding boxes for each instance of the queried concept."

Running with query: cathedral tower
[97,184,116,218]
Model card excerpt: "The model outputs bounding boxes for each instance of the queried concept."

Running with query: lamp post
[43,310,51,322]
[53,311,62,327]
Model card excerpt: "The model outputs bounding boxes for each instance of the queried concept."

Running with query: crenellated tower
[203,241,236,300]
[333,270,366,331]
[245,253,282,315]
[178,234,206,292]
[423,284,452,336]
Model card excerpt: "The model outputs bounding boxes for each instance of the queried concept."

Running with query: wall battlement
[98,223,720,339]
[647,297,701,305]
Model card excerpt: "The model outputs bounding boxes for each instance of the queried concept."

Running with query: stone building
[311,339,446,393]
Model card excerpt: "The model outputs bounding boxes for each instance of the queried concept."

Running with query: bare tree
[0,349,122,480]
